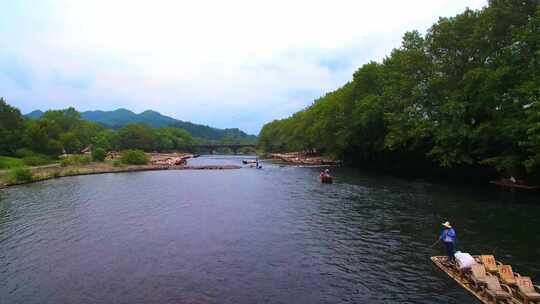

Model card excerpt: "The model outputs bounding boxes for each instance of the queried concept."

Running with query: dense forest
[0,98,250,161]
[258,0,540,182]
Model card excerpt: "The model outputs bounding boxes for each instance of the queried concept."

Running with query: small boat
[431,256,524,304]
[320,174,333,184]
[242,160,257,164]
[490,179,539,191]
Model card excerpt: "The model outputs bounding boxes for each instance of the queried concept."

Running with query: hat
[442,221,452,228]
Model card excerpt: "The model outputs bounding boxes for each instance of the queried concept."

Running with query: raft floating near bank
[490,179,540,191]
[431,255,540,304]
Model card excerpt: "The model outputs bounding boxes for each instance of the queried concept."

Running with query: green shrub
[22,155,50,166]
[79,155,91,165]
[64,169,80,176]
[60,155,91,167]
[59,158,70,167]
[91,148,106,162]
[7,167,33,183]
[0,156,24,169]
[120,149,149,165]
[15,148,38,158]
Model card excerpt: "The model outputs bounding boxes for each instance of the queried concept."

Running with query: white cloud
[0,0,487,134]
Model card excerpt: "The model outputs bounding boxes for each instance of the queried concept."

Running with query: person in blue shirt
[439,221,456,262]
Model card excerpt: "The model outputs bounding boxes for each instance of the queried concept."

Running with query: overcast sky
[1,0,487,134]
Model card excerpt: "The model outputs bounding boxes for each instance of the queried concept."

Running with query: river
[1,155,539,303]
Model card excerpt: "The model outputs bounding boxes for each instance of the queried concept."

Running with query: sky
[0,0,487,135]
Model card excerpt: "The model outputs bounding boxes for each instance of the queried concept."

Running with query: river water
[1,155,539,304]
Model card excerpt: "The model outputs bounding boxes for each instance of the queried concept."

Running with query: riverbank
[0,161,241,189]
[265,152,339,166]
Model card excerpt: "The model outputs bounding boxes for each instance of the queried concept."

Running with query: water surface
[1,155,539,303]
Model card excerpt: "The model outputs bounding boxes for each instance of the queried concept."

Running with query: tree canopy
[258,0,540,180]
[0,100,196,158]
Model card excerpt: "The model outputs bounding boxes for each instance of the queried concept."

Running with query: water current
[1,155,539,303]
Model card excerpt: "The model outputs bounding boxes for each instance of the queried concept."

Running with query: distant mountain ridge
[25,110,44,119]
[25,109,257,142]
[80,109,178,129]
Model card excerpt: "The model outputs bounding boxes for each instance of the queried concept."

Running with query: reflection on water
[1,155,539,304]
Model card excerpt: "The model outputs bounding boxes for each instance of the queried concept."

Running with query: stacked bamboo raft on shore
[431,255,540,304]
[149,153,194,166]
[267,152,338,166]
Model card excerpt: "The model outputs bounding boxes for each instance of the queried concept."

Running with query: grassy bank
[0,160,241,189]
[0,156,25,169]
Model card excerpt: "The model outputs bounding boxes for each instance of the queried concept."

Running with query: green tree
[257,1,540,180]
[60,132,82,154]
[91,147,106,162]
[46,139,64,157]
[41,107,82,132]
[117,124,156,151]
[120,149,149,165]
[23,120,50,155]
[0,98,25,155]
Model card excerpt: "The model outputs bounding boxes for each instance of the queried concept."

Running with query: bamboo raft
[320,175,333,184]
[268,152,338,166]
[490,180,540,191]
[431,256,528,304]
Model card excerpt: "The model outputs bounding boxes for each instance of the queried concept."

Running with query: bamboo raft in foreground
[431,256,523,304]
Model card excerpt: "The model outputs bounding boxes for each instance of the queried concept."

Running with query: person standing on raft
[439,221,456,262]
[320,169,330,178]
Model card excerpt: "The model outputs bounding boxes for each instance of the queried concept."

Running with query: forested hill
[26,108,257,142]
[258,0,540,181]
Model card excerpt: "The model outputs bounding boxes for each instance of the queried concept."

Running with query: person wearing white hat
[439,221,457,262]
[320,169,330,179]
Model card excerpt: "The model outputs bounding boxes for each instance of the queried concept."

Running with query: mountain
[25,110,44,119]
[80,109,179,129]
[25,108,257,142]
[170,121,257,142]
